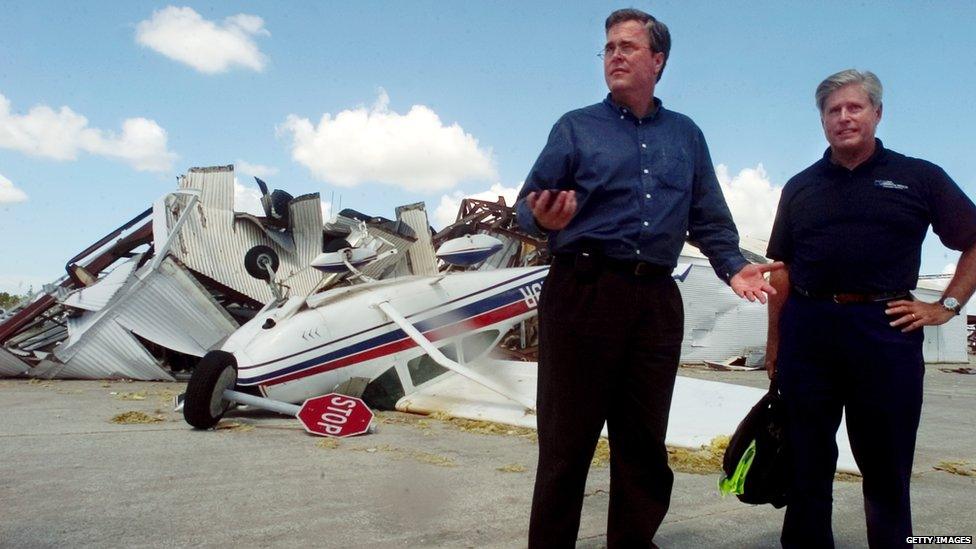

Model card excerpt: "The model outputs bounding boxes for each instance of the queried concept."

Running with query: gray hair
[605,8,671,82]
[815,69,883,113]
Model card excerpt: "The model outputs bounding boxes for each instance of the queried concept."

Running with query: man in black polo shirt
[766,69,976,547]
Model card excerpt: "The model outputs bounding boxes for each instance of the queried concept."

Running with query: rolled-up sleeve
[515,117,577,237]
[686,128,748,283]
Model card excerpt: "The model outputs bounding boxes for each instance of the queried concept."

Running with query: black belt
[792,286,910,304]
[554,253,671,277]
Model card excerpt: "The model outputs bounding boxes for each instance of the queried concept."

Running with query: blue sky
[1,1,974,294]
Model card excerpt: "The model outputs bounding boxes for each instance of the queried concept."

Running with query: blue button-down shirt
[516,95,748,283]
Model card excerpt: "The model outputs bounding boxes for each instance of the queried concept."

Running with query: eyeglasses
[597,44,652,59]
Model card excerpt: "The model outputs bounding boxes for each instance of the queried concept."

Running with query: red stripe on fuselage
[257,298,532,387]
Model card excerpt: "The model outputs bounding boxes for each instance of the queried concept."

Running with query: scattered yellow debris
[835,472,863,482]
[154,389,182,405]
[427,412,538,440]
[591,439,611,468]
[667,435,729,474]
[590,435,732,473]
[353,444,457,467]
[113,391,148,401]
[216,421,254,432]
[497,463,527,473]
[316,438,341,449]
[111,411,164,424]
[935,460,976,477]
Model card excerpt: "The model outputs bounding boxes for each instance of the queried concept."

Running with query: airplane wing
[396,360,860,474]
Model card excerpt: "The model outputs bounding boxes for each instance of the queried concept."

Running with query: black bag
[718,378,789,508]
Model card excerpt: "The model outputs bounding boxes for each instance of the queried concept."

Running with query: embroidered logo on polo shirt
[874,179,908,190]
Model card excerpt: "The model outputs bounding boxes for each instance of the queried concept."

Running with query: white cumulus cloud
[136,6,270,74]
[236,160,278,179]
[279,90,497,192]
[715,163,782,240]
[433,183,520,230]
[0,93,176,172]
[0,173,27,203]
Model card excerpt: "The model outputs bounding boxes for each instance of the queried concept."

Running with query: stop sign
[297,393,373,437]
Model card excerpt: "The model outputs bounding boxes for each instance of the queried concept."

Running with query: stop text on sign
[316,395,357,434]
[297,392,373,438]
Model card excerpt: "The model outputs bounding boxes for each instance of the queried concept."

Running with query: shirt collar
[603,94,663,121]
[820,138,887,173]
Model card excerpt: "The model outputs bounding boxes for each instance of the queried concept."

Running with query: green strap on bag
[718,440,757,496]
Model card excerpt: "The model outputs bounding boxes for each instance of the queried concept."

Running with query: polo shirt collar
[603,94,663,121]
[820,138,887,173]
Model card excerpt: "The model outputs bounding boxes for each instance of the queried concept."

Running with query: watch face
[944,297,960,310]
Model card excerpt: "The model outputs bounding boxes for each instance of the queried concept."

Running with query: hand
[730,261,786,304]
[764,355,776,380]
[527,190,576,230]
[885,299,955,332]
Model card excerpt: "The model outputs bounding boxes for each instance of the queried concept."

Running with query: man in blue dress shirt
[515,8,781,547]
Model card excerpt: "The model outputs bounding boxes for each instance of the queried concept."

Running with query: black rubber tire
[184,351,238,429]
[244,245,279,280]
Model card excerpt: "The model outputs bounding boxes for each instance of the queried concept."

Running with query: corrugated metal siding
[678,264,767,362]
[163,166,324,304]
[113,258,238,356]
[61,259,138,312]
[675,264,969,364]
[396,203,438,275]
[51,316,171,380]
[46,255,238,379]
[0,347,30,376]
[916,286,968,363]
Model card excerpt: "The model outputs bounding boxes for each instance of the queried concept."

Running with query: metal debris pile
[0,165,545,381]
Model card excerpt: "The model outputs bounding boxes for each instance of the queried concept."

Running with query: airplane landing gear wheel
[184,351,238,429]
[244,245,279,281]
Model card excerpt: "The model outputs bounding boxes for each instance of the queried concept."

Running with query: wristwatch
[940,296,962,315]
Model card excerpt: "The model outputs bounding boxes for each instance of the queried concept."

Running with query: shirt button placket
[639,125,651,257]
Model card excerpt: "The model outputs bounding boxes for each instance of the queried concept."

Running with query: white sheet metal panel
[677,264,767,362]
[162,166,324,304]
[61,260,138,312]
[48,255,236,379]
[675,263,969,364]
[113,258,238,357]
[52,316,171,380]
[914,285,968,363]
[0,347,30,376]
[396,203,438,276]
[398,363,859,473]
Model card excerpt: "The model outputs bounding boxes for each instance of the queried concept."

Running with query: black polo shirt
[767,139,976,294]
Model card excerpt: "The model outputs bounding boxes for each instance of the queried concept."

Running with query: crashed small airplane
[182,233,549,427]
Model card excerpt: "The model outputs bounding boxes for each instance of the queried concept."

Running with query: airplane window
[407,330,502,387]
[460,330,500,362]
[407,346,452,386]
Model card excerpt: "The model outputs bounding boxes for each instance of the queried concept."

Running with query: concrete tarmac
[1,366,973,548]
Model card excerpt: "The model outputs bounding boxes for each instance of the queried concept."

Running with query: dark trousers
[777,293,924,548]
[528,258,684,548]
